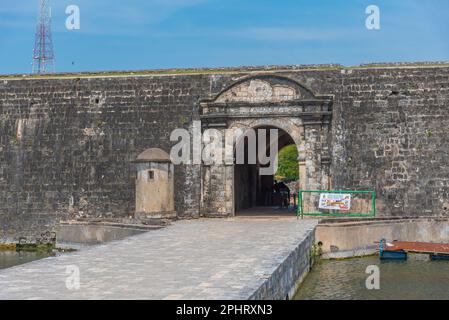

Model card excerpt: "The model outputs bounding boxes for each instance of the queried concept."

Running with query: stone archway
[199,74,333,217]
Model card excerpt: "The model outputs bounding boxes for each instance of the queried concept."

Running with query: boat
[379,239,407,260]
[430,254,449,261]
[379,239,449,261]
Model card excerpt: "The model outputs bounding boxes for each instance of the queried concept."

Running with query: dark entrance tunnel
[234,126,297,213]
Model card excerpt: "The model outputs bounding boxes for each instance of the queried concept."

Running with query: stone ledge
[249,228,316,300]
[318,216,449,227]
[2,61,449,80]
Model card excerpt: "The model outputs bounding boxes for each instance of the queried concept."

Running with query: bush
[276,144,299,182]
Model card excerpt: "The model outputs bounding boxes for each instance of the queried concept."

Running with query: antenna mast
[32,0,55,74]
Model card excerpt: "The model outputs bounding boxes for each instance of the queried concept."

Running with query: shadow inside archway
[236,206,296,217]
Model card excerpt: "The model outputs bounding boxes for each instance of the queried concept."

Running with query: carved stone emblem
[216,79,300,103]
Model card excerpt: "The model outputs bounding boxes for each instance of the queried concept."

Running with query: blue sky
[1,0,449,74]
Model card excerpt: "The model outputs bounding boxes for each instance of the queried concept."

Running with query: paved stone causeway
[0,218,318,300]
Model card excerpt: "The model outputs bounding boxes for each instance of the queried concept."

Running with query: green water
[0,251,53,270]
[295,256,449,300]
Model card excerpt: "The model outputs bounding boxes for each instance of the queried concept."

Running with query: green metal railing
[297,189,376,218]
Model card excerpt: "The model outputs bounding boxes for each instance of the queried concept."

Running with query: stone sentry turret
[133,148,176,220]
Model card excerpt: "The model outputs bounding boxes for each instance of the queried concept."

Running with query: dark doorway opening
[234,126,298,215]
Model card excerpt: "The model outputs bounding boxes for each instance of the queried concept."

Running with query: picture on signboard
[318,193,352,211]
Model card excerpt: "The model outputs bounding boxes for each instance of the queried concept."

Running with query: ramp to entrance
[236,206,297,218]
[0,218,318,300]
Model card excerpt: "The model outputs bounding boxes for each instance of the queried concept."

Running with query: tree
[276,144,299,182]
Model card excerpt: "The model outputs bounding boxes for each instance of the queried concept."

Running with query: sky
[1,0,449,74]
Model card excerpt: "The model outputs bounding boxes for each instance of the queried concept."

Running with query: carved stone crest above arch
[199,74,333,127]
[212,74,316,103]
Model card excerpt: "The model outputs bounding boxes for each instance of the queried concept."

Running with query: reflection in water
[295,256,449,300]
[0,251,53,270]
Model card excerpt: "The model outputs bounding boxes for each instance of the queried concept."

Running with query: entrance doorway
[234,126,298,215]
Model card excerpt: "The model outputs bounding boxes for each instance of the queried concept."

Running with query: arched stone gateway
[199,75,333,216]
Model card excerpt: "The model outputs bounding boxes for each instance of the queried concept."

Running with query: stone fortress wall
[1,62,448,241]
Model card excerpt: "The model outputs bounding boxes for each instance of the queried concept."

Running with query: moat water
[0,251,53,270]
[295,256,449,300]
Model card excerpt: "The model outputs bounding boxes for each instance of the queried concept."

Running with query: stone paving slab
[0,218,318,300]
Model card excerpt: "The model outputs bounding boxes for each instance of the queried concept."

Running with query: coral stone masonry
[1,63,449,242]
